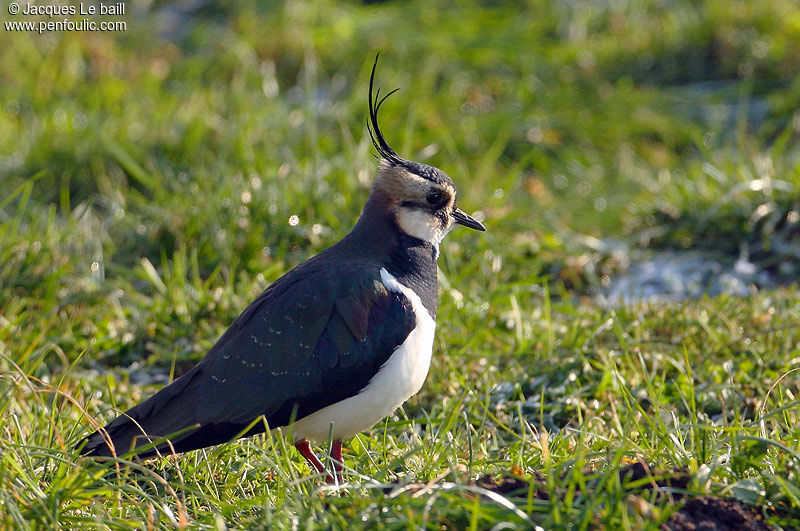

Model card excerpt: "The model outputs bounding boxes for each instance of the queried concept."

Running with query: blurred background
[1,0,799,370]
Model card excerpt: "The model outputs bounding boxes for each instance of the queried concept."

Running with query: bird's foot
[295,438,326,475]
[295,438,344,486]
[329,439,343,486]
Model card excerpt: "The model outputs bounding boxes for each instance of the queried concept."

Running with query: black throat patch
[386,233,439,319]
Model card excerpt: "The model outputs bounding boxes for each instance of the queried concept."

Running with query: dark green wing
[79,263,416,457]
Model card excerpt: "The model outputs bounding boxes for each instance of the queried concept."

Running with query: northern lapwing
[77,56,486,485]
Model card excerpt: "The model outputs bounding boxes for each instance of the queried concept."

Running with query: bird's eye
[426,190,446,207]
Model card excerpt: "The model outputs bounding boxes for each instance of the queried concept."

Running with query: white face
[395,206,454,247]
[375,163,457,247]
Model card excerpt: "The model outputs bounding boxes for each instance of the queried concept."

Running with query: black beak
[452,208,486,231]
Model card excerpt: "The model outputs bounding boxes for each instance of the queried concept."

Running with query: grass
[2,0,800,528]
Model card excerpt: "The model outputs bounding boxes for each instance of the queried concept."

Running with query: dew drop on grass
[527,126,543,143]
[593,197,607,211]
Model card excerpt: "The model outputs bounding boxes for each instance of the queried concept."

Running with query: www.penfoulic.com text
[5,2,126,34]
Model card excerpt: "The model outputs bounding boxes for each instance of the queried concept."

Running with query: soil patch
[475,472,548,499]
[661,496,772,531]
[473,462,776,530]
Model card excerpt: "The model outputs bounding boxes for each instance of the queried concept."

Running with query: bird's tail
[76,366,205,458]
[76,365,261,458]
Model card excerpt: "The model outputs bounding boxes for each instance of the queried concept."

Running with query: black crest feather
[367,54,402,165]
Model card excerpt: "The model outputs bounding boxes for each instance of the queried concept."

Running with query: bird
[77,55,486,485]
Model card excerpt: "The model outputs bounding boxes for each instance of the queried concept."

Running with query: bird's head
[366,56,485,247]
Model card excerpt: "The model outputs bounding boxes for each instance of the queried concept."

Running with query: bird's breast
[291,268,436,442]
[375,267,436,397]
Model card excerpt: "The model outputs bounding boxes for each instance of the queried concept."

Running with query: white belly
[292,268,435,442]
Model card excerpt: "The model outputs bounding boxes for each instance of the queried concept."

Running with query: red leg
[329,439,343,485]
[295,438,326,476]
